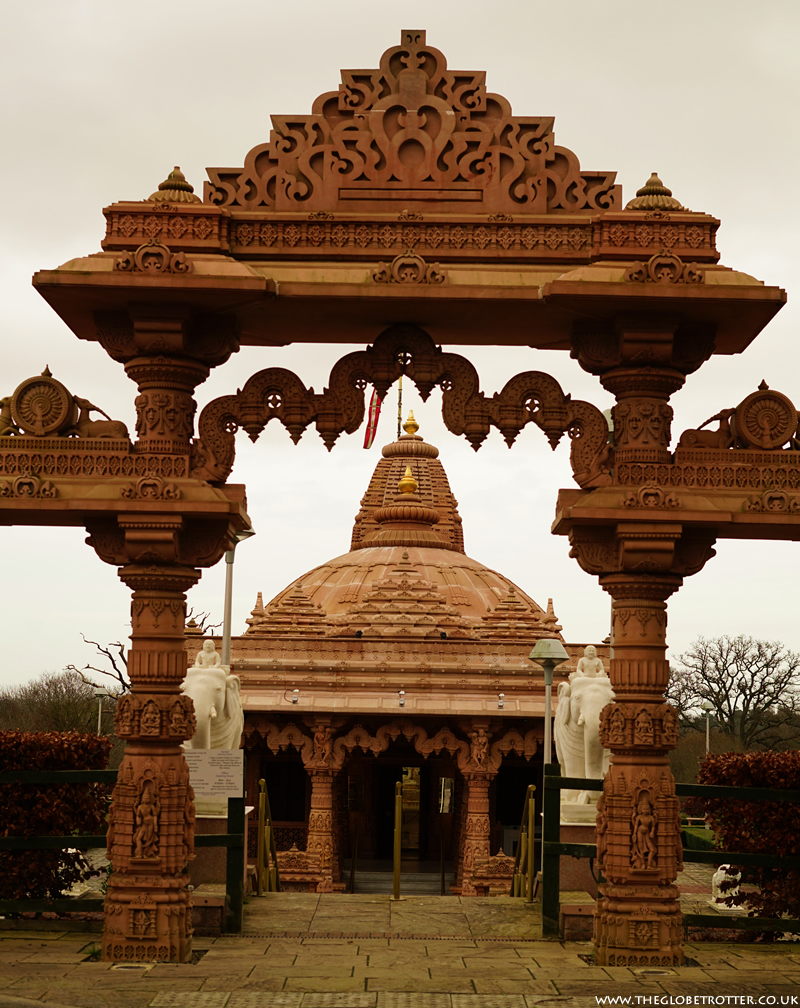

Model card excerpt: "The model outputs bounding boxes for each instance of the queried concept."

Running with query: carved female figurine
[133,781,160,859]
[631,794,657,869]
[470,728,489,766]
[609,706,627,745]
[313,725,332,764]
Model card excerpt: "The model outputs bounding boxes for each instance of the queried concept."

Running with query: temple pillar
[306,770,340,891]
[593,571,684,965]
[103,561,200,963]
[125,355,209,456]
[459,773,493,896]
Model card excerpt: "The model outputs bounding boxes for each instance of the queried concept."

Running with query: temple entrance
[345,749,456,894]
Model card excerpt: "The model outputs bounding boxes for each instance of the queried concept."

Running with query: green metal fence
[0,769,246,933]
[541,763,800,938]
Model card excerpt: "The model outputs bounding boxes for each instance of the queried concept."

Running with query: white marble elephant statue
[554,673,615,804]
[181,664,244,750]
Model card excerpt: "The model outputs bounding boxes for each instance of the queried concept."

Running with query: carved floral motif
[205,31,621,216]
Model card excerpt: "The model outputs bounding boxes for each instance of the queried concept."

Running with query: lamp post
[221,528,256,667]
[93,685,109,734]
[702,700,713,754]
[530,638,570,767]
[529,637,570,880]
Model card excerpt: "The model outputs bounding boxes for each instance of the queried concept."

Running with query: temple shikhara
[8,30,795,966]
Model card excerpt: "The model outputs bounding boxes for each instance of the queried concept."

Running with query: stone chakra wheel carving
[11,370,76,436]
[734,388,797,450]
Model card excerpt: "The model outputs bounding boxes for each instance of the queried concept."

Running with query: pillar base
[102,873,192,963]
[594,882,684,967]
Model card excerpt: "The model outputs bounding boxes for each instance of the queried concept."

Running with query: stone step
[350,871,455,894]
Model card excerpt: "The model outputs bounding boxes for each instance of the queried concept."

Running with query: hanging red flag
[363,388,383,448]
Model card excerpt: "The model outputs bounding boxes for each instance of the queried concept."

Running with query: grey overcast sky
[1,0,799,687]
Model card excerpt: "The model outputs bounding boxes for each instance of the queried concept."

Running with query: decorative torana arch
[192,325,610,487]
[18,24,792,967]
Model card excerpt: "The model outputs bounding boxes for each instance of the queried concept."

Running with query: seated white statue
[575,644,604,678]
[194,638,222,669]
[181,639,244,750]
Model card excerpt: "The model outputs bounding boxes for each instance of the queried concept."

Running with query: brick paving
[2,890,800,1008]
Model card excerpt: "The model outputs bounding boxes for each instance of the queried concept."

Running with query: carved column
[103,561,200,963]
[125,356,209,456]
[306,770,339,892]
[459,772,492,896]
[592,570,684,966]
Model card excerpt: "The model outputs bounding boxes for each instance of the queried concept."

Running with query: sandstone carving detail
[192,325,611,490]
[205,31,621,216]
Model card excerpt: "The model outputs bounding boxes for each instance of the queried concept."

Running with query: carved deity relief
[630,790,657,871]
[139,701,161,736]
[313,725,333,766]
[633,709,654,745]
[468,727,489,767]
[132,779,160,860]
[608,707,627,746]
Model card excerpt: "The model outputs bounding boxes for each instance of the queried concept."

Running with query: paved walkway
[3,893,800,1008]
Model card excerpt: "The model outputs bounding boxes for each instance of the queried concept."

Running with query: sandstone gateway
[10,31,791,965]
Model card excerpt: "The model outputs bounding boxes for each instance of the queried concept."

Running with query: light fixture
[529,637,570,881]
[284,688,300,705]
[398,690,405,707]
[497,693,505,709]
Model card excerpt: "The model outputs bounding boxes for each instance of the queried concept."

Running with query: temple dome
[245,422,563,643]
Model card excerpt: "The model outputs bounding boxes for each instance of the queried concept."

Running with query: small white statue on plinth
[181,639,245,816]
[709,864,745,913]
[555,646,614,824]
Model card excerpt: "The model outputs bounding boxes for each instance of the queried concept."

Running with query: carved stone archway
[9,28,789,965]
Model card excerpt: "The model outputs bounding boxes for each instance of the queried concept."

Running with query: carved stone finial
[625,172,686,211]
[41,365,52,378]
[148,166,201,204]
[759,379,769,390]
[398,465,417,495]
[403,411,419,436]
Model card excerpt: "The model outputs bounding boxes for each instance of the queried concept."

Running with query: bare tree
[667,635,800,750]
[64,635,130,692]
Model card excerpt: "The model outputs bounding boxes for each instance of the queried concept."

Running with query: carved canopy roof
[205,30,620,216]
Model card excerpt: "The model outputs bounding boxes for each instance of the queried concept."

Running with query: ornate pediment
[205,30,621,215]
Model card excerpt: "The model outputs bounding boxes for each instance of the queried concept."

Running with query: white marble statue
[554,647,615,810]
[709,864,744,912]
[181,639,244,750]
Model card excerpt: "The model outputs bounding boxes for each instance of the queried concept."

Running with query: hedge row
[698,749,800,918]
[0,730,112,900]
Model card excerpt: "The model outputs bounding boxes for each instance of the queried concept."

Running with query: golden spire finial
[398,465,417,494]
[402,410,419,436]
[148,166,201,203]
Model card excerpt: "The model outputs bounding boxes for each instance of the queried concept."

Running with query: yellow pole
[525,784,536,904]
[397,375,403,440]
[391,780,403,901]
[518,824,527,898]
[256,779,266,897]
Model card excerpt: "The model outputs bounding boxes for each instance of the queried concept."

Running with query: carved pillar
[125,356,209,456]
[103,561,200,964]
[459,773,492,896]
[307,770,340,892]
[593,569,684,966]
